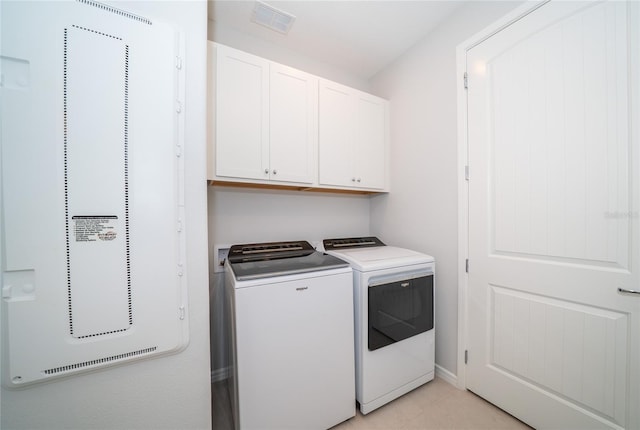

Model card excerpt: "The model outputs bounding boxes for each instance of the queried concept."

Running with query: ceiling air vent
[251,1,296,34]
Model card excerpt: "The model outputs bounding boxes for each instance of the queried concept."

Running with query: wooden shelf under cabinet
[208,180,382,195]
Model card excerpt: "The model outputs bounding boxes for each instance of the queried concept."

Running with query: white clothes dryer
[323,237,435,414]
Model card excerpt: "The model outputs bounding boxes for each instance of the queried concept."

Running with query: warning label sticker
[72,216,118,242]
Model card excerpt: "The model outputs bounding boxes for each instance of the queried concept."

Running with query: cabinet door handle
[351,177,356,182]
[357,178,361,183]
[264,169,269,175]
[273,170,277,175]
[618,288,640,295]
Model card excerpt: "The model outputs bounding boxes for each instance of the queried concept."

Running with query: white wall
[0,1,212,429]
[369,1,523,378]
[208,20,371,92]
[208,187,371,261]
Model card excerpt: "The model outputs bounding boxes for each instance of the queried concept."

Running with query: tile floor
[331,377,531,430]
[212,376,533,430]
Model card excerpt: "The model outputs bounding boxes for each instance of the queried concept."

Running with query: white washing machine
[225,240,355,430]
[323,237,435,414]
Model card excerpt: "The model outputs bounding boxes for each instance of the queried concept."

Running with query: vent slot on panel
[76,0,152,25]
[44,347,157,375]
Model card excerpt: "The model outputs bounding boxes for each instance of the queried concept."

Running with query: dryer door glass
[367,274,433,351]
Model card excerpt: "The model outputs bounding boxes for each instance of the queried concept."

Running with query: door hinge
[465,259,469,273]
[463,72,468,90]
[465,350,468,364]
[464,165,469,181]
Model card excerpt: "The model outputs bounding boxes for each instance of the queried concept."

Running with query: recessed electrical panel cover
[1,0,188,388]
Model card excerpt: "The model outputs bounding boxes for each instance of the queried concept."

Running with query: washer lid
[327,245,434,271]
[229,250,349,281]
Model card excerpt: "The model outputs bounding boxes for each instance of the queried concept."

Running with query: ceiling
[208,1,467,80]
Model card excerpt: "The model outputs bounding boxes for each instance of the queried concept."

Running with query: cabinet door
[269,64,317,184]
[215,45,269,180]
[318,80,357,187]
[356,94,387,190]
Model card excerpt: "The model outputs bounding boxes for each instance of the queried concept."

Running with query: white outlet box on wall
[213,244,231,273]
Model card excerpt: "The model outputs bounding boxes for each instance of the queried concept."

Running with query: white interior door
[466,1,639,429]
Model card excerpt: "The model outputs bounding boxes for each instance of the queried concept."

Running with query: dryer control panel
[323,236,386,250]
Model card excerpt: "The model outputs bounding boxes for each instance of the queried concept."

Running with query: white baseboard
[211,366,230,383]
[213,364,457,387]
[435,364,458,387]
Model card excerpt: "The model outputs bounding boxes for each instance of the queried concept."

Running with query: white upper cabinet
[208,42,389,192]
[319,79,388,190]
[318,82,356,187]
[269,63,317,184]
[210,43,316,185]
[213,44,269,181]
[356,94,387,190]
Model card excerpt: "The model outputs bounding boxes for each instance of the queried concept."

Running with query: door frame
[455,0,550,391]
